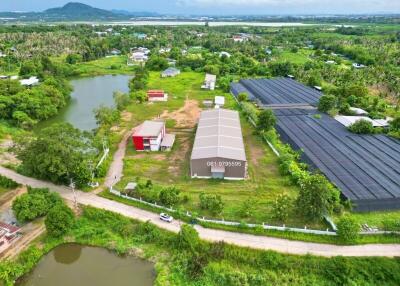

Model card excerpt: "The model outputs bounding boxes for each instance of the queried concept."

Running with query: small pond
[37,74,131,131]
[17,244,154,286]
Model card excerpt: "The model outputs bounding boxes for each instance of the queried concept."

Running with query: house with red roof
[147,90,168,102]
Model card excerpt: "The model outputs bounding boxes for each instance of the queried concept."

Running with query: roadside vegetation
[1,206,399,286]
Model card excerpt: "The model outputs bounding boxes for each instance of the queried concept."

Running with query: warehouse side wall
[191,157,246,179]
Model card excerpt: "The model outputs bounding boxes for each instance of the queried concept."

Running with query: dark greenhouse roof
[231,77,322,107]
[275,111,400,212]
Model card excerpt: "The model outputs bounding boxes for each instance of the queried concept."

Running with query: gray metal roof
[134,120,164,137]
[275,110,400,211]
[161,134,176,147]
[231,77,322,106]
[191,109,246,161]
[162,67,180,75]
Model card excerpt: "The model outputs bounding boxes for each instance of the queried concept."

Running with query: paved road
[1,166,399,257]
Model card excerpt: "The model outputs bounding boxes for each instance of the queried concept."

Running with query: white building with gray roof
[190,109,247,180]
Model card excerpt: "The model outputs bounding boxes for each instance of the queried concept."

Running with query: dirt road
[0,166,399,258]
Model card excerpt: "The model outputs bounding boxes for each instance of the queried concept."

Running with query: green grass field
[275,49,313,65]
[112,71,323,228]
[71,55,136,77]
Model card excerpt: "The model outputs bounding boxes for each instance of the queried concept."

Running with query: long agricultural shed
[231,77,322,107]
[275,109,400,212]
[190,109,247,180]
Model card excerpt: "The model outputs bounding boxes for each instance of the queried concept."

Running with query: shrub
[348,119,375,134]
[12,188,62,222]
[296,174,341,220]
[45,204,75,237]
[257,109,276,132]
[336,216,360,243]
[199,193,224,215]
[175,224,200,251]
[272,194,293,222]
[318,95,337,113]
[159,186,181,206]
[237,92,248,102]
[0,175,19,189]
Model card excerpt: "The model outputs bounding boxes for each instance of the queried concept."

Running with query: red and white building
[133,121,166,151]
[147,90,168,102]
[0,222,20,253]
[132,120,175,152]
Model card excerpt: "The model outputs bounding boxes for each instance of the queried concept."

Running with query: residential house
[147,90,168,102]
[0,222,20,253]
[201,74,217,91]
[132,120,175,152]
[161,67,180,78]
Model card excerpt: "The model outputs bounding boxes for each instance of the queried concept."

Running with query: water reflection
[53,243,83,264]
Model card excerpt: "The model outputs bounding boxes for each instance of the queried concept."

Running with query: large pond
[37,74,131,131]
[17,244,154,286]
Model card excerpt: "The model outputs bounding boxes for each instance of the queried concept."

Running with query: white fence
[110,188,400,235]
[109,188,337,236]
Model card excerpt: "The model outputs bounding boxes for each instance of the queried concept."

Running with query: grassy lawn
[275,49,313,65]
[52,55,137,77]
[112,71,324,229]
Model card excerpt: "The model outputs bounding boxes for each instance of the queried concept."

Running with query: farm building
[275,109,400,212]
[133,120,174,152]
[201,73,216,90]
[232,77,400,211]
[147,90,168,102]
[230,77,322,108]
[161,67,180,78]
[214,96,225,108]
[190,109,247,180]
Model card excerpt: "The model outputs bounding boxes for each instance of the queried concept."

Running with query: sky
[1,0,400,15]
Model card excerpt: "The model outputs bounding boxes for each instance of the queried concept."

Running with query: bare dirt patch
[167,132,192,178]
[0,139,20,166]
[160,99,201,128]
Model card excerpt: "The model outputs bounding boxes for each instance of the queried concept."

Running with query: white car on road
[159,213,173,223]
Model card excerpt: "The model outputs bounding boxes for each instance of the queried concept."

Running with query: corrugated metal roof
[134,120,164,137]
[230,77,322,106]
[191,109,246,161]
[275,111,400,211]
[161,134,176,147]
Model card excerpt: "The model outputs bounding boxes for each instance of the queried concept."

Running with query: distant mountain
[44,2,116,19]
[0,2,164,22]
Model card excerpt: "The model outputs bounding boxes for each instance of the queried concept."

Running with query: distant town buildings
[159,47,171,54]
[109,48,121,56]
[232,33,251,43]
[19,76,39,87]
[219,51,231,58]
[352,63,366,69]
[161,67,180,78]
[133,33,147,40]
[128,47,150,65]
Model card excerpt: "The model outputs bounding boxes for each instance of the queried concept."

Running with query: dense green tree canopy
[15,123,97,187]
